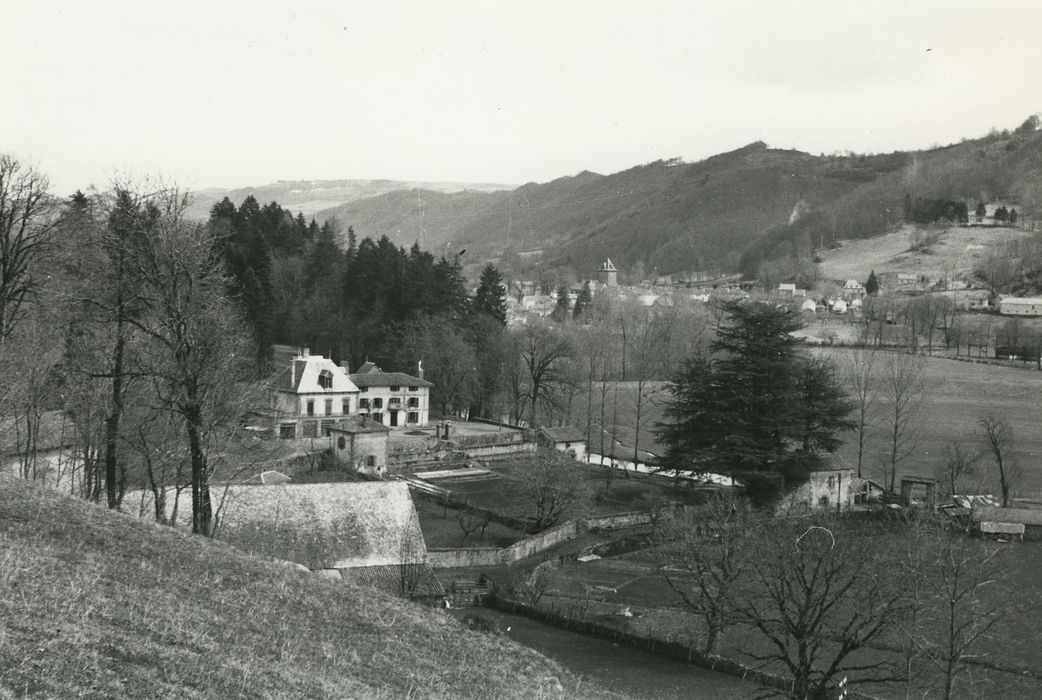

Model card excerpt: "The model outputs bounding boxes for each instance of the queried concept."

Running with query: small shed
[971,506,1042,541]
[537,426,588,462]
[329,416,391,475]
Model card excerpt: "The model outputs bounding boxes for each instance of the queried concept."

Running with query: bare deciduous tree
[978,413,1018,507]
[0,155,57,342]
[881,352,926,491]
[846,346,879,478]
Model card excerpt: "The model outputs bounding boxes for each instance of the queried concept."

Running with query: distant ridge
[185,178,515,220]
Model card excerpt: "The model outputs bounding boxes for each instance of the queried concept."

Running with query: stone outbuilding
[537,426,588,462]
[329,416,392,475]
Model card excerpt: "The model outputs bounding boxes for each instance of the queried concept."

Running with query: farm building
[537,426,588,462]
[998,296,1042,316]
[779,456,855,511]
[971,506,1042,541]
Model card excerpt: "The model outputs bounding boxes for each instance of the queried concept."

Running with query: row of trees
[0,162,256,535]
[663,502,1020,699]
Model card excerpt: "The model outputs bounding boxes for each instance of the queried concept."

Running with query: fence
[426,511,651,568]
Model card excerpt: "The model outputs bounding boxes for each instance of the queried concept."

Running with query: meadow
[571,349,1042,499]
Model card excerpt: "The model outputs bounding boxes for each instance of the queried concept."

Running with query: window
[407,412,418,424]
[371,412,383,424]
[337,436,346,450]
[827,475,835,489]
[407,397,418,408]
[306,399,314,416]
[321,421,335,436]
[279,424,296,440]
[302,421,318,438]
[408,386,418,392]
[318,370,333,390]
[372,398,383,409]
[366,455,377,467]
[325,398,333,415]
[359,398,369,409]
[389,385,400,392]
[818,495,829,507]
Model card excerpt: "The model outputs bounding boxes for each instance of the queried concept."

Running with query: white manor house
[269,348,432,439]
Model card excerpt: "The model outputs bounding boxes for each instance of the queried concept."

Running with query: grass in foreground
[0,474,615,699]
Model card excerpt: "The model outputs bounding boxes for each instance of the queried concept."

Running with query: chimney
[302,347,310,358]
[417,359,424,381]
[340,360,350,374]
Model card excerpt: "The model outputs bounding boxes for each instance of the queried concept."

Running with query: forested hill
[184,178,513,220]
[315,119,1042,281]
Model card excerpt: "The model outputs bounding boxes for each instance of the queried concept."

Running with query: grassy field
[0,474,618,700]
[574,350,1042,499]
[816,223,1030,282]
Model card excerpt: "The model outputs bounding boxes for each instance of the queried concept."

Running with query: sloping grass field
[0,474,616,699]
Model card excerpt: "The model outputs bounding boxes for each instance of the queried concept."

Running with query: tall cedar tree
[657,300,852,499]
[472,263,507,325]
[865,269,879,296]
[573,281,593,321]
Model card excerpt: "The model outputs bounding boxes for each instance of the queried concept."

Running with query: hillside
[0,475,612,699]
[184,178,513,220]
[315,122,1042,281]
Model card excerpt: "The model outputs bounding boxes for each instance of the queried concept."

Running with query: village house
[270,349,359,440]
[351,361,433,428]
[842,279,866,298]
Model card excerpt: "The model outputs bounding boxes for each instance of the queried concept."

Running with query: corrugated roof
[971,506,1042,526]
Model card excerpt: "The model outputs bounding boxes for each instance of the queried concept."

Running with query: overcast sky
[4,1,1041,195]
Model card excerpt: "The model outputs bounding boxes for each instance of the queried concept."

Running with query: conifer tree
[473,263,507,325]
[866,270,879,296]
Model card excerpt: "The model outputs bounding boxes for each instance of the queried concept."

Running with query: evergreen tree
[975,201,987,223]
[472,263,507,325]
[865,270,879,296]
[551,285,571,323]
[995,206,1009,223]
[573,281,593,321]
[656,300,853,501]
[1009,208,1018,225]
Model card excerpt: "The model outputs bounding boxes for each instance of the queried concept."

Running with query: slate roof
[350,367,433,388]
[971,506,1042,526]
[270,354,359,394]
[539,426,586,444]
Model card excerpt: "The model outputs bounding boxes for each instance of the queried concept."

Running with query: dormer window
[318,369,333,390]
[390,386,400,392]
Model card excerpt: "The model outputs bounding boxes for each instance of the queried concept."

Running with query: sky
[3,0,1042,196]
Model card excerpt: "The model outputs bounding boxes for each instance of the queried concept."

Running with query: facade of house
[351,362,433,428]
[330,416,391,475]
[999,296,1042,316]
[780,457,855,511]
[270,349,360,439]
[537,426,588,462]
